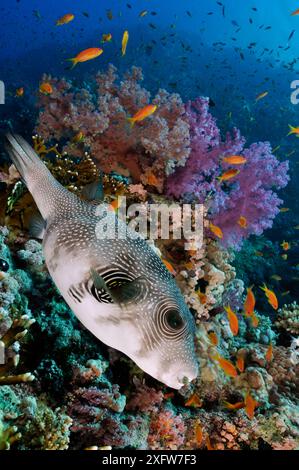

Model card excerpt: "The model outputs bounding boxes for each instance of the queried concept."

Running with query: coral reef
[35,66,190,193]
[276,302,299,336]
[0,66,297,451]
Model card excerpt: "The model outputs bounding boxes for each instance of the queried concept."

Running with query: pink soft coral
[167,97,289,248]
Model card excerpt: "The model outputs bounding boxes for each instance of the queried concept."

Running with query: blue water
[0,0,299,141]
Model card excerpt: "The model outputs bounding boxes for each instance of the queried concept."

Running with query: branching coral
[162,238,243,321]
[276,302,299,336]
[0,315,35,385]
[66,359,149,449]
[0,64,296,451]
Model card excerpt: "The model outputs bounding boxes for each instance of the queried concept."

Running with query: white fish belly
[44,246,143,357]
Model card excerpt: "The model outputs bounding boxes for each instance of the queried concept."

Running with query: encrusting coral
[0,316,35,385]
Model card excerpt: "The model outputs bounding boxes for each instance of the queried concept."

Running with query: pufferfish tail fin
[4,133,78,220]
[5,133,47,185]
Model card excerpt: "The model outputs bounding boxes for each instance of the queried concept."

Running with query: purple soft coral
[167,97,289,248]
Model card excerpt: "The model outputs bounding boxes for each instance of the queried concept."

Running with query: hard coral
[0,316,35,386]
[0,411,20,450]
[276,302,299,336]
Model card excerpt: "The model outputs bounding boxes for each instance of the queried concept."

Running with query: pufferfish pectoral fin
[29,212,46,240]
[90,269,143,305]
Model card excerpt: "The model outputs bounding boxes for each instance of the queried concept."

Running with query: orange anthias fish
[291,8,299,16]
[236,354,245,373]
[260,284,278,310]
[255,91,268,101]
[251,312,259,328]
[287,125,299,136]
[146,171,159,187]
[185,393,202,408]
[265,343,273,362]
[206,436,215,450]
[72,131,85,144]
[238,216,248,229]
[15,87,24,97]
[128,104,157,126]
[56,13,75,26]
[222,155,247,165]
[66,48,103,68]
[217,169,240,182]
[224,305,239,336]
[122,30,129,56]
[244,392,259,420]
[281,240,290,251]
[162,259,176,276]
[139,10,148,18]
[197,290,208,305]
[102,33,112,43]
[208,331,218,346]
[213,354,238,378]
[223,401,245,410]
[39,82,53,95]
[209,222,223,239]
[244,287,255,317]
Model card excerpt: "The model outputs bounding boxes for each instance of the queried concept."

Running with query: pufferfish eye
[165,309,184,330]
